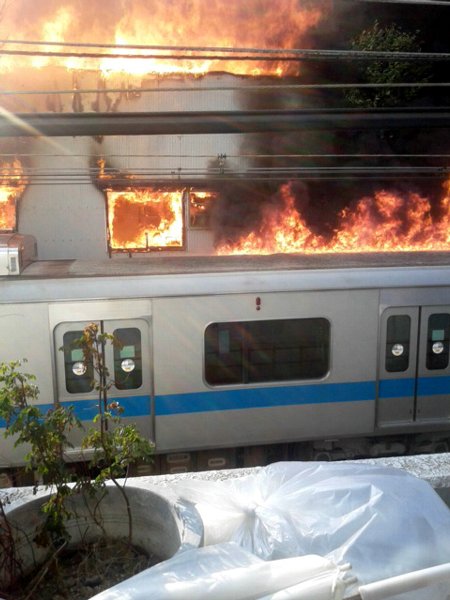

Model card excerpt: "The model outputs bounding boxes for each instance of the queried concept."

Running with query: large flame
[0,159,27,231]
[106,188,184,251]
[216,181,450,255]
[0,0,328,77]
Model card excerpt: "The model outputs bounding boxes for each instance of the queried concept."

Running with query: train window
[426,314,450,370]
[385,315,411,372]
[205,318,330,385]
[204,323,243,384]
[113,328,143,389]
[62,331,94,394]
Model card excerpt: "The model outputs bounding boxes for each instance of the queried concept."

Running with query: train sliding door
[54,319,153,443]
[378,306,450,426]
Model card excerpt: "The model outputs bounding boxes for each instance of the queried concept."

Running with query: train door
[378,306,450,426]
[54,319,153,442]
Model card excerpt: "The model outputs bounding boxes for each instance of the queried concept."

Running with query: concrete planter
[1,482,203,588]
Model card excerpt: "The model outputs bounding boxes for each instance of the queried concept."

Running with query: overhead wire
[0,47,449,62]
[1,82,450,96]
[1,166,448,180]
[1,153,450,159]
[0,39,449,62]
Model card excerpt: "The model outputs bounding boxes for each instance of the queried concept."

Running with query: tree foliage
[0,323,154,593]
[346,20,431,108]
[0,360,82,540]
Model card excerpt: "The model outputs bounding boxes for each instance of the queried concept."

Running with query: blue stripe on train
[1,376,448,426]
[0,395,150,427]
[417,376,450,396]
[154,381,376,416]
[378,378,416,398]
[379,376,450,399]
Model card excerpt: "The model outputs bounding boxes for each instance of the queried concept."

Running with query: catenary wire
[0,47,449,62]
[2,153,450,159]
[1,82,450,96]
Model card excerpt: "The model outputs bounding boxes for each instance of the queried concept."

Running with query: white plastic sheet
[89,542,349,600]
[174,462,450,599]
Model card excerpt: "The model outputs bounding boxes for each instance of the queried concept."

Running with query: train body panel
[1,256,450,468]
[0,302,54,404]
[151,289,378,451]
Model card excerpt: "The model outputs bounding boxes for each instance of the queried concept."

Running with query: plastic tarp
[174,462,450,599]
[89,542,350,600]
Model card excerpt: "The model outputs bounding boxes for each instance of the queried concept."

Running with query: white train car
[1,252,450,474]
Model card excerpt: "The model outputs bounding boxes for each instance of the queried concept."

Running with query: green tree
[0,360,82,540]
[346,20,431,108]
[0,326,154,595]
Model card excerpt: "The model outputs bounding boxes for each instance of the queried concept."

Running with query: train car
[1,250,450,475]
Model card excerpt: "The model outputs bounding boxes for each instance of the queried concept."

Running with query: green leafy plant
[0,324,154,596]
[0,360,84,598]
[345,20,431,108]
[0,360,82,542]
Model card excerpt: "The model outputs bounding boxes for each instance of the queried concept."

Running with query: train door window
[385,315,411,372]
[205,318,330,385]
[62,331,94,394]
[426,314,450,370]
[113,328,143,390]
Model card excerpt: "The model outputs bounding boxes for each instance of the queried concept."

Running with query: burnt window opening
[0,192,20,232]
[0,159,27,232]
[106,188,185,252]
[188,190,218,229]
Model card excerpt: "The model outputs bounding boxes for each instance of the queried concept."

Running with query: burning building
[0,0,448,262]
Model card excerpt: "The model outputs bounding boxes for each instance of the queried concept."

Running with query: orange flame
[0,0,329,77]
[189,190,218,228]
[0,159,27,231]
[106,188,184,251]
[216,181,450,255]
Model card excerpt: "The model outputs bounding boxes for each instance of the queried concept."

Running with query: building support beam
[0,108,449,137]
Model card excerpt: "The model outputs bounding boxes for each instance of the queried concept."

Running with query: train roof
[16,251,450,278]
[1,252,450,304]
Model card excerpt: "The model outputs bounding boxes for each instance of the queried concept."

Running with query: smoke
[211,181,275,245]
[211,179,349,246]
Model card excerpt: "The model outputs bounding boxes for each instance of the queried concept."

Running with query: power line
[0,47,449,62]
[0,174,446,184]
[1,82,450,97]
[2,153,450,159]
[0,38,340,53]
[2,166,448,178]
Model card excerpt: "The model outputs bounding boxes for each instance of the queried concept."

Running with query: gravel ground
[6,538,159,600]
